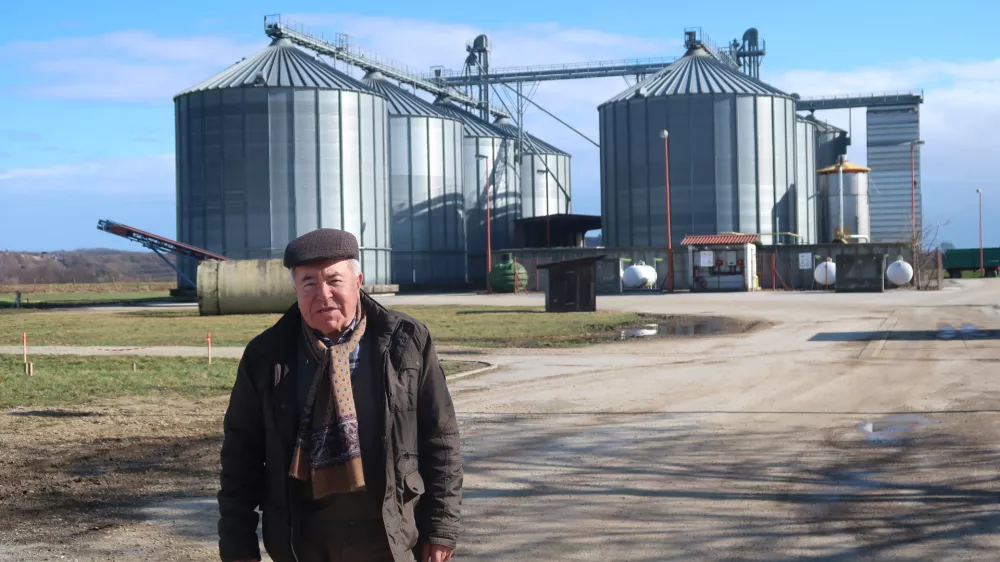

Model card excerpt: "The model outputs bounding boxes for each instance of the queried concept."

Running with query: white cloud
[0,31,262,101]
[0,154,174,196]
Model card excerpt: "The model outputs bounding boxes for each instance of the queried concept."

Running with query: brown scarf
[288,306,367,499]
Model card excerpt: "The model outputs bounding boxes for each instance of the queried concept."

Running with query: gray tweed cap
[283,228,360,268]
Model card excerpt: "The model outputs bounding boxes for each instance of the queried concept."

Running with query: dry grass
[1,305,648,348]
[0,282,175,294]
[0,355,481,409]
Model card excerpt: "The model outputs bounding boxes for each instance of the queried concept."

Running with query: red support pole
[663,133,674,293]
[910,143,919,289]
[486,177,492,275]
[978,189,984,276]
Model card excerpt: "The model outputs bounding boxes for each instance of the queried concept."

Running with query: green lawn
[0,305,647,348]
[0,355,482,409]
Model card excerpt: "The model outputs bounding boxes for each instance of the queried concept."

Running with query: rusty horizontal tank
[197,259,397,316]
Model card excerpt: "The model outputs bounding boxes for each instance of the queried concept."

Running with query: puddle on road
[856,414,939,444]
[619,318,735,340]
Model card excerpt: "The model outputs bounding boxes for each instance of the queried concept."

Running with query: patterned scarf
[288,305,368,499]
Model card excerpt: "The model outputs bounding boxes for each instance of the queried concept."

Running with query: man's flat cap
[283,228,360,268]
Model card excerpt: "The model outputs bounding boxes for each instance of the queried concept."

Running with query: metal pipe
[838,157,844,240]
[906,139,925,288]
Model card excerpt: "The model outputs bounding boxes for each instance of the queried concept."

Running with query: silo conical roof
[601,45,790,106]
[433,99,507,138]
[176,37,376,98]
[493,118,569,156]
[817,161,871,174]
[361,72,453,117]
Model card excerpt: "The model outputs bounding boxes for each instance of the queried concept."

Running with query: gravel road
[5,280,1000,560]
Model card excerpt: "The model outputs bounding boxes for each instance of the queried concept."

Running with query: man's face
[292,259,364,337]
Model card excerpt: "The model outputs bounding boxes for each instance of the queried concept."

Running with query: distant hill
[0,249,178,284]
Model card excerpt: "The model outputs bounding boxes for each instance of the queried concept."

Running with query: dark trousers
[293,516,414,562]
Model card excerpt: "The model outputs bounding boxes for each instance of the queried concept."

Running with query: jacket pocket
[261,508,293,562]
[402,469,425,504]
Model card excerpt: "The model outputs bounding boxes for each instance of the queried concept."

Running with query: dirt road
[4,280,1000,560]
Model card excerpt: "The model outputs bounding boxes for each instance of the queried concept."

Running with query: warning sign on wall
[798,253,813,270]
[698,251,714,268]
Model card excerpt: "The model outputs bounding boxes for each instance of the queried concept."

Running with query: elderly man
[218,228,462,562]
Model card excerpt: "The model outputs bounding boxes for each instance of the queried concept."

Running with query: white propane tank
[623,261,658,289]
[814,259,837,286]
[886,256,914,286]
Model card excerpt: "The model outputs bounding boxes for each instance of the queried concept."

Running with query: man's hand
[422,543,454,562]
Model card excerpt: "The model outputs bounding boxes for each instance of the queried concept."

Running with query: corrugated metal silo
[361,72,466,287]
[818,160,871,243]
[801,114,848,171]
[493,118,572,218]
[433,100,519,283]
[173,38,391,286]
[794,118,818,244]
[598,43,798,247]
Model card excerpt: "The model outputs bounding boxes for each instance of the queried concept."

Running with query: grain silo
[799,113,848,171]
[173,37,391,286]
[794,117,818,244]
[493,118,572,218]
[598,41,798,247]
[433,99,519,283]
[361,72,466,287]
[818,159,871,243]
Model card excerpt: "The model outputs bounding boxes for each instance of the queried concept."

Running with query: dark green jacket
[217,293,463,562]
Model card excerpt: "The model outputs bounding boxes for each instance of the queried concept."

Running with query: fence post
[207,332,213,365]
[22,332,27,364]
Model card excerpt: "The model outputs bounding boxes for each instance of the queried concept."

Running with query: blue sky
[1,0,997,252]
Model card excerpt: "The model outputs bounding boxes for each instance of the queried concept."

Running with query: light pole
[906,139,925,288]
[475,153,493,283]
[978,188,984,276]
[660,129,674,292]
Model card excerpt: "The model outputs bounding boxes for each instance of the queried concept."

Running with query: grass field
[0,355,482,409]
[0,305,647,348]
[0,282,176,308]
[0,291,174,307]
[0,282,175,294]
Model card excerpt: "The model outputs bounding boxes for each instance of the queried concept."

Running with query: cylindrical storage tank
[493,118,572,218]
[814,258,836,286]
[886,256,913,286]
[434,100,519,285]
[818,160,871,243]
[622,261,658,289]
[361,72,466,288]
[794,118,818,244]
[486,253,529,293]
[197,259,296,315]
[598,43,798,248]
[174,38,392,289]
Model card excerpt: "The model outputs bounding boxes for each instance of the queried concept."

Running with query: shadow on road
[454,412,1000,560]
